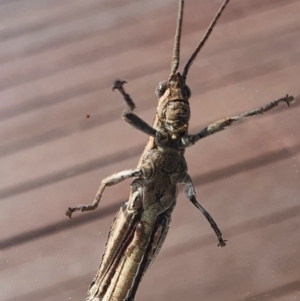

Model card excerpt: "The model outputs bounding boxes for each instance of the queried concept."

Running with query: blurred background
[1,0,299,300]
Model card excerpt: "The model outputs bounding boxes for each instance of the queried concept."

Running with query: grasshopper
[66,0,295,300]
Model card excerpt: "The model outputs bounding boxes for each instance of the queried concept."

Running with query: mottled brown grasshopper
[66,0,294,300]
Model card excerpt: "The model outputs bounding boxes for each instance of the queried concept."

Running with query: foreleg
[65,168,143,218]
[183,94,294,146]
[112,80,157,137]
[180,173,226,247]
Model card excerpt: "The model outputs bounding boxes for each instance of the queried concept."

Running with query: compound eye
[155,81,167,98]
[184,85,191,99]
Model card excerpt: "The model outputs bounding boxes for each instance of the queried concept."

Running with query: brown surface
[1,0,300,300]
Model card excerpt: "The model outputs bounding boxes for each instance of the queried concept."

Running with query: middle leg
[180,173,227,247]
[66,168,143,218]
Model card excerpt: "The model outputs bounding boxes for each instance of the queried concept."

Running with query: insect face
[156,73,191,135]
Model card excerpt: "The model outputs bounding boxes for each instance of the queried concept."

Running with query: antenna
[182,0,230,80]
[169,0,184,80]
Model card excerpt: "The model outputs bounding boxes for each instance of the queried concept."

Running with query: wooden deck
[1,0,300,300]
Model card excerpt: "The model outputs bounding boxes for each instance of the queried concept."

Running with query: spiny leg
[112,80,136,111]
[113,80,157,137]
[180,173,226,247]
[65,168,142,218]
[189,196,226,247]
[183,94,294,146]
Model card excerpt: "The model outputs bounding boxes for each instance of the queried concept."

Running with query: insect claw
[112,80,127,91]
[217,239,227,247]
[65,208,73,219]
[283,94,295,107]
[284,94,290,107]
